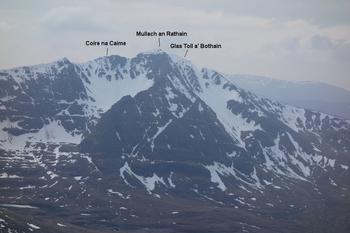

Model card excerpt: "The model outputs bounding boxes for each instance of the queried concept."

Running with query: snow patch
[120,162,166,193]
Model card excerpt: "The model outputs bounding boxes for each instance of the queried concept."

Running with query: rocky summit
[0,50,349,233]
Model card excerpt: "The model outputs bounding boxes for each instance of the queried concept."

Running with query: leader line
[184,49,189,58]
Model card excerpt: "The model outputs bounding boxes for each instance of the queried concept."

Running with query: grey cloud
[283,37,300,50]
[0,0,349,90]
[40,6,106,31]
[333,43,350,61]
[309,35,350,61]
[158,0,350,26]
[0,21,11,31]
[310,35,335,50]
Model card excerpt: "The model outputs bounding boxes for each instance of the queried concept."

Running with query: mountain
[0,50,349,233]
[227,74,350,119]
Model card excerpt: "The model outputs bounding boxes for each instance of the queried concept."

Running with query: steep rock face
[0,59,88,137]
[0,54,157,148]
[80,51,350,198]
[1,51,350,233]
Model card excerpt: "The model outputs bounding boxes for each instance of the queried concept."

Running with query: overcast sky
[1,0,350,90]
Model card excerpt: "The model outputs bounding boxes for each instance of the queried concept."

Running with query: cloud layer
[0,0,349,89]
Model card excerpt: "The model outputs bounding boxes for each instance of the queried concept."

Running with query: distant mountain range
[228,74,350,119]
[0,50,349,233]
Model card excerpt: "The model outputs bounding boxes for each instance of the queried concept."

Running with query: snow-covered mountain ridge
[1,50,349,182]
[0,50,350,233]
